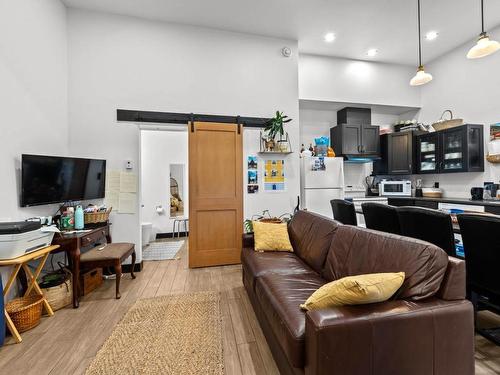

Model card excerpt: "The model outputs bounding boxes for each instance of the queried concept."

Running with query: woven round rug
[85,291,224,375]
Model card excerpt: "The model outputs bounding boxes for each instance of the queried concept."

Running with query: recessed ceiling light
[425,31,439,40]
[324,32,336,43]
[366,48,378,57]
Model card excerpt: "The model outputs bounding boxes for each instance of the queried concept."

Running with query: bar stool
[172,217,189,238]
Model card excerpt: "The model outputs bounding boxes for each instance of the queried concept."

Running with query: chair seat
[80,243,135,263]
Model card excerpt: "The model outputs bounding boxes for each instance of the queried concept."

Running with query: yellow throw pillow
[253,221,293,252]
[300,272,405,311]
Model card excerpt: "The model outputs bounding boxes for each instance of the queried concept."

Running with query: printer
[0,221,55,260]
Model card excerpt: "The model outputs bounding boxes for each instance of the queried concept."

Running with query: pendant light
[467,0,500,59]
[410,0,432,86]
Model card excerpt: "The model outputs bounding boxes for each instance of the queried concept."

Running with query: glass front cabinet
[416,124,484,174]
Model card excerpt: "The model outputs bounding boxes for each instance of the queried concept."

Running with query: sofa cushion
[322,226,448,300]
[300,272,405,311]
[255,272,326,368]
[288,210,340,273]
[241,246,317,291]
[253,221,293,252]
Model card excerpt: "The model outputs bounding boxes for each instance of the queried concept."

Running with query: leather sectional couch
[242,210,474,375]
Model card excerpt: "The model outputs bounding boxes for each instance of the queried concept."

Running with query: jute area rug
[86,291,224,375]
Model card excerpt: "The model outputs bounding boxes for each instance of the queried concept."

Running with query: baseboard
[122,261,143,273]
[156,231,189,239]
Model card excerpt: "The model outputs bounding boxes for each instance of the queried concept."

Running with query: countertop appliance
[300,156,344,218]
[379,180,412,196]
[0,221,54,260]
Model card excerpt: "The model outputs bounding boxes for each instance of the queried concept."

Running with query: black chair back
[362,203,401,235]
[457,214,500,298]
[330,199,357,225]
[397,206,455,256]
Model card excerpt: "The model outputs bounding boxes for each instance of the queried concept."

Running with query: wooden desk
[1,245,60,343]
[51,225,111,308]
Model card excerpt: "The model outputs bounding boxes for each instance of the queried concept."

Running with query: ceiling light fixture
[324,32,336,43]
[410,0,432,86]
[425,31,439,40]
[367,48,378,57]
[467,0,500,59]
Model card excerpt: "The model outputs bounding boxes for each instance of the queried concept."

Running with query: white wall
[0,0,68,221]
[299,54,421,108]
[140,129,188,236]
[417,26,500,197]
[0,0,68,296]
[67,9,300,261]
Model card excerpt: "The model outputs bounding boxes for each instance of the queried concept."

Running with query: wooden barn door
[188,122,243,268]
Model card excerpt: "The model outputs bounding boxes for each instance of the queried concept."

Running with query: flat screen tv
[21,154,106,207]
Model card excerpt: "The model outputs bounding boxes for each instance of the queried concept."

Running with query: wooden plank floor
[1,241,499,374]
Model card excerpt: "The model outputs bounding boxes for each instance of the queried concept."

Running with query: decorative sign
[264,159,285,192]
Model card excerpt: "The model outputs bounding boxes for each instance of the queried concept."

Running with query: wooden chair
[79,243,136,299]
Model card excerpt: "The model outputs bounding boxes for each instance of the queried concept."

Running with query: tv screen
[21,154,106,207]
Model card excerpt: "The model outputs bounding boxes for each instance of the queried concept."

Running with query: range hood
[344,155,381,163]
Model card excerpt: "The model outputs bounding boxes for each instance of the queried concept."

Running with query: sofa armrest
[242,233,254,249]
[305,299,474,375]
[437,256,466,300]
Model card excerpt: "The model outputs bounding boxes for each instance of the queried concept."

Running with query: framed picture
[248,170,258,184]
[263,159,285,192]
[247,185,259,194]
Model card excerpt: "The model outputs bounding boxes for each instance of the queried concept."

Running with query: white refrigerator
[300,157,345,219]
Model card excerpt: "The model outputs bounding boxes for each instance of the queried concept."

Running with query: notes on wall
[105,170,137,214]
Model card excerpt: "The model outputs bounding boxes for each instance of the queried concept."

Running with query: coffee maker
[365,175,379,196]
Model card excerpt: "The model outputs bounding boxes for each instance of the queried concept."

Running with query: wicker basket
[6,295,44,333]
[84,208,112,224]
[42,277,72,311]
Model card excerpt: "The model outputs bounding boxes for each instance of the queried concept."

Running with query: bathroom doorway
[140,126,188,261]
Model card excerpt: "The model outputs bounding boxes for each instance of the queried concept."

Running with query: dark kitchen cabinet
[331,123,380,156]
[374,131,418,175]
[416,124,484,174]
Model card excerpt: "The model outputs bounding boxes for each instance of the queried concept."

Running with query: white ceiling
[62,0,500,66]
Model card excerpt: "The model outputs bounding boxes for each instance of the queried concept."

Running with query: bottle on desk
[74,205,84,230]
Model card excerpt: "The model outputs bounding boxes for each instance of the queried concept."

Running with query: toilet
[141,222,153,247]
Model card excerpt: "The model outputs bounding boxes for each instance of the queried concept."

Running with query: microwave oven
[379,180,412,196]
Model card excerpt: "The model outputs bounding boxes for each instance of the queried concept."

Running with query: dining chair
[397,206,456,256]
[330,199,357,225]
[458,213,500,345]
[362,202,401,235]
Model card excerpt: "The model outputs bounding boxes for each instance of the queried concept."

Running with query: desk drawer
[80,228,108,247]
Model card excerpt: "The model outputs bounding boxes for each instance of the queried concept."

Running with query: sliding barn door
[188,122,243,268]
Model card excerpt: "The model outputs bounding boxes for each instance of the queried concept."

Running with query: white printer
[0,221,55,260]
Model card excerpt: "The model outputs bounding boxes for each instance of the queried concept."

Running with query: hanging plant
[264,111,292,140]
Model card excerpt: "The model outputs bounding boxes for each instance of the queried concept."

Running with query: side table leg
[72,249,80,308]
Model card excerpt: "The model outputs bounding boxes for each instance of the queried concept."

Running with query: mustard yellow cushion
[300,272,405,311]
[253,221,293,252]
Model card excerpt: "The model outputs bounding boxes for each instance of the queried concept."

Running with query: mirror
[170,164,185,217]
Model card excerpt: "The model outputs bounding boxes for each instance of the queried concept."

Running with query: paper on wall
[118,192,136,214]
[106,170,121,191]
[120,172,137,193]
[104,190,119,211]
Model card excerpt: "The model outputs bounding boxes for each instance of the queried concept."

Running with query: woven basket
[6,295,44,333]
[84,208,112,224]
[42,277,72,311]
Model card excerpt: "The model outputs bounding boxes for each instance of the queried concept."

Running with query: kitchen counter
[385,196,500,214]
[386,196,500,206]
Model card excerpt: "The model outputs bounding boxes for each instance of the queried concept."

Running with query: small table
[0,244,60,343]
[51,224,111,308]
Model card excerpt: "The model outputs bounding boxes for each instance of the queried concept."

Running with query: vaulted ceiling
[62,0,500,65]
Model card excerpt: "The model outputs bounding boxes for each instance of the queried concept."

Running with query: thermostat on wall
[126,160,133,170]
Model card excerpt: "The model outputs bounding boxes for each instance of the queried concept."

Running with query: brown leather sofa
[242,210,474,375]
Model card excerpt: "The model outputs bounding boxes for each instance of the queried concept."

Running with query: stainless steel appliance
[379,180,412,196]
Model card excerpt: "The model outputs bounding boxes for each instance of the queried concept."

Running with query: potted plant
[263,111,292,152]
